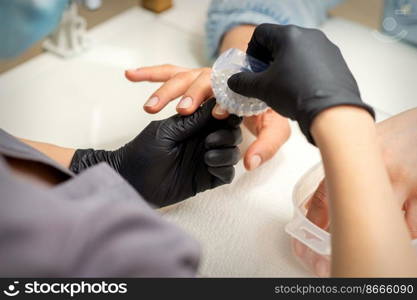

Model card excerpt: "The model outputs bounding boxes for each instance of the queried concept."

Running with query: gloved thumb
[227,71,264,100]
[166,98,217,142]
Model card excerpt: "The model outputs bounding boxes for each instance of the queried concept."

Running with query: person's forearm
[19,138,75,168]
[311,106,417,277]
[219,25,256,53]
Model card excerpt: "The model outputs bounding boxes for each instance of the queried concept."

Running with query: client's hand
[125,65,290,171]
[69,99,242,207]
[306,109,417,236]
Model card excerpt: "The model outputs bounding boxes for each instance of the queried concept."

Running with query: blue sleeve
[205,0,345,59]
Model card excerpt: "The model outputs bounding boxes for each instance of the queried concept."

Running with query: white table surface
[0,0,416,277]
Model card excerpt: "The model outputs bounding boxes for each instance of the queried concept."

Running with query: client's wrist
[219,25,256,53]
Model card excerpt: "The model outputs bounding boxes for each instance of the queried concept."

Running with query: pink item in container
[286,163,417,277]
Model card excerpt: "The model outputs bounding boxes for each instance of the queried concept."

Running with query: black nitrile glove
[69,99,242,207]
[227,24,375,144]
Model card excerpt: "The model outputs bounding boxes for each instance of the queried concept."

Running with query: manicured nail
[178,97,193,109]
[214,105,227,115]
[249,154,262,170]
[144,96,159,107]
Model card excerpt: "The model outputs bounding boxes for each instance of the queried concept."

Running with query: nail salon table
[1,0,416,277]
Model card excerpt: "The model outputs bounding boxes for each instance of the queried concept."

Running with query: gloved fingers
[227,71,266,100]
[228,24,290,99]
[246,24,300,63]
[204,147,240,167]
[225,114,243,128]
[205,128,242,149]
[162,99,241,144]
[208,166,235,184]
[176,68,214,115]
[305,180,330,230]
[125,64,191,82]
[167,99,217,142]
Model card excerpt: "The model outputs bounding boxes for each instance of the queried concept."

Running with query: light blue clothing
[0,0,69,59]
[206,0,344,59]
[206,0,417,59]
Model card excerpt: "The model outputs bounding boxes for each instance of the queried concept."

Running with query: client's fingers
[205,148,240,167]
[305,180,330,229]
[208,166,235,184]
[125,64,190,82]
[405,198,417,239]
[177,68,214,115]
[144,71,199,114]
[243,110,291,171]
[291,238,330,278]
[212,104,230,120]
[205,128,242,149]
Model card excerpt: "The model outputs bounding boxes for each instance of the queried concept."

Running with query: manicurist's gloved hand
[227,24,375,143]
[69,99,242,207]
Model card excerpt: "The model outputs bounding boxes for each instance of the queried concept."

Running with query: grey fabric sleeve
[0,154,200,277]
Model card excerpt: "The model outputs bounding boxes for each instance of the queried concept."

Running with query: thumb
[243,111,290,170]
[166,98,216,142]
[227,71,264,100]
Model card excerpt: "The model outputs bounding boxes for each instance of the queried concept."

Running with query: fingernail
[144,96,159,107]
[214,105,227,115]
[249,154,262,170]
[178,97,193,109]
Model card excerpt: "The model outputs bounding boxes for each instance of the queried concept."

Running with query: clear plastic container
[211,48,269,117]
[285,163,417,277]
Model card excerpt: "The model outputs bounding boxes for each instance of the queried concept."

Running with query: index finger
[125,64,191,82]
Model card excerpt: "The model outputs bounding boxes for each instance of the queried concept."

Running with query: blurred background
[0,0,385,75]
